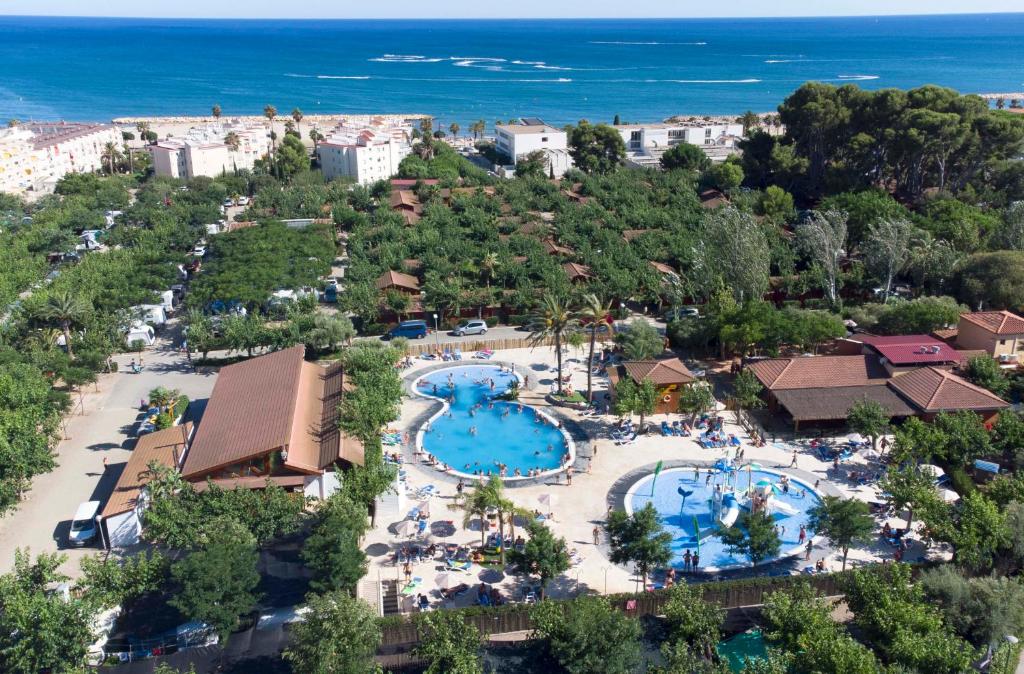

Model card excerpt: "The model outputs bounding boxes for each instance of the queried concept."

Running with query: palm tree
[479,252,499,289]
[135,121,151,144]
[123,142,134,174]
[309,128,323,150]
[449,122,460,139]
[291,108,304,136]
[7,119,20,128]
[578,293,613,403]
[39,291,89,359]
[449,480,493,548]
[264,104,278,157]
[528,294,578,395]
[101,142,120,174]
[470,119,486,140]
[212,103,222,120]
[995,97,1006,110]
[224,132,241,152]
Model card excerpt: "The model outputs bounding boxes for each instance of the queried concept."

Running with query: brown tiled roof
[746,356,888,390]
[402,258,423,272]
[390,190,421,210]
[932,328,958,341]
[376,270,420,292]
[399,210,421,226]
[619,358,694,386]
[959,311,1024,335]
[102,423,193,518]
[182,346,363,480]
[700,189,729,209]
[774,386,915,422]
[649,261,678,276]
[562,262,594,281]
[542,240,573,256]
[888,366,1009,413]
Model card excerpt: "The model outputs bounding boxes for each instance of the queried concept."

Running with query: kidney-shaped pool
[413,365,572,480]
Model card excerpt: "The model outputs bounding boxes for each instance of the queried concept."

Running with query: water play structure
[627,458,822,570]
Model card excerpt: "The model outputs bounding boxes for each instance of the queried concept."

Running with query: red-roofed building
[956,311,1024,362]
[852,334,965,373]
[376,270,421,294]
[562,262,594,283]
[608,358,695,414]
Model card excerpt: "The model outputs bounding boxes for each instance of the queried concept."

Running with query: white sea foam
[653,78,761,84]
[511,60,545,65]
[535,65,572,71]
[369,55,444,63]
[316,75,372,80]
[837,75,880,80]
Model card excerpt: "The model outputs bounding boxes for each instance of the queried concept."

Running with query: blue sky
[1,0,1022,18]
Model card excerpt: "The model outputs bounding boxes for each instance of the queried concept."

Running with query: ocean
[2,14,1023,126]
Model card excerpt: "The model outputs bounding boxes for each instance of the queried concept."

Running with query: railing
[403,335,555,357]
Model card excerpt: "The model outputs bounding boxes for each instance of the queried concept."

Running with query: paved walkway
[0,321,216,578]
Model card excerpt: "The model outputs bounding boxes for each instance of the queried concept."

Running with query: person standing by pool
[805,540,813,560]
[683,550,692,572]
[790,450,799,468]
[692,553,699,571]
[798,524,806,544]
[566,466,573,485]
[593,526,600,545]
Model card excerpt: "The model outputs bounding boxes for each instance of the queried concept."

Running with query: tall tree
[605,502,672,588]
[846,398,889,450]
[732,369,765,422]
[38,290,89,359]
[211,103,222,120]
[449,122,460,138]
[509,520,570,599]
[263,104,278,158]
[616,319,664,360]
[807,496,875,570]
[694,208,770,303]
[291,107,304,136]
[528,294,578,395]
[415,611,482,674]
[678,382,716,426]
[862,217,914,301]
[578,293,613,402]
[284,590,381,674]
[796,209,847,307]
[718,510,781,565]
[532,596,643,674]
[567,120,626,174]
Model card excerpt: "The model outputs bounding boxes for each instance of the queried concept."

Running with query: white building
[0,122,121,196]
[317,119,413,185]
[613,122,745,167]
[494,120,572,178]
[149,121,270,179]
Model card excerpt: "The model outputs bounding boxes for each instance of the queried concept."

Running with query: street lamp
[432,313,440,352]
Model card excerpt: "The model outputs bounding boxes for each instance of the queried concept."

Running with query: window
[1000,339,1007,346]
[705,128,713,138]
[541,137,549,142]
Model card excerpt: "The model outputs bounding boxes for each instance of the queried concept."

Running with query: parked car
[387,320,429,340]
[452,319,488,336]
[69,501,101,547]
[237,196,250,206]
[663,307,700,322]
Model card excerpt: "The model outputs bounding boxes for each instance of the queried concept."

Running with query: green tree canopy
[284,590,382,674]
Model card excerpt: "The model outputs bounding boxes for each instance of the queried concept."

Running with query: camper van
[69,501,101,546]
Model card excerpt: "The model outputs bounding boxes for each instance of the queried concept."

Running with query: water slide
[719,492,740,528]
[770,499,799,516]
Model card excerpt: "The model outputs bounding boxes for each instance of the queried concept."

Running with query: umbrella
[435,572,462,589]
[431,520,457,538]
[755,479,774,487]
[394,520,419,537]
[919,464,945,479]
[939,488,960,503]
[537,493,556,508]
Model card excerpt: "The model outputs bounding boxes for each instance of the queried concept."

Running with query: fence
[403,335,555,357]
[378,571,852,648]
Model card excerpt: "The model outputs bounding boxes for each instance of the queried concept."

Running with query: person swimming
[469,426,477,436]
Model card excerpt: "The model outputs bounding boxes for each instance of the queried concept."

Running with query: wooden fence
[378,571,851,649]
[403,335,555,357]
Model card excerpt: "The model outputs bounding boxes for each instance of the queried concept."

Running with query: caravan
[126,323,155,347]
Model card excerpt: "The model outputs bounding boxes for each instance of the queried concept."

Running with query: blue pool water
[628,467,821,570]
[415,365,570,478]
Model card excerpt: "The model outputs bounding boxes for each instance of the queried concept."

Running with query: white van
[69,501,101,546]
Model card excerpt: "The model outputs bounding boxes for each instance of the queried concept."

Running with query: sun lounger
[615,433,637,446]
[660,421,672,436]
[446,558,472,572]
[476,349,494,359]
[453,349,463,361]
[439,583,471,600]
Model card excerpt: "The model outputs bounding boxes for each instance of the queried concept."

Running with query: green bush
[508,314,529,326]
[361,322,387,336]
[485,316,499,327]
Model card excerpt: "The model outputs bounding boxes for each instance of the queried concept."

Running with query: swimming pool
[413,365,573,480]
[626,466,822,570]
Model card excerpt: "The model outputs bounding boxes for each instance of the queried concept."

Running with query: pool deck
[362,344,951,611]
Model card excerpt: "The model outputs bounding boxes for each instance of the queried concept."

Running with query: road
[0,321,216,577]
[366,324,528,347]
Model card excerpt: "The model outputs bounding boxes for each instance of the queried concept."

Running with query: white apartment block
[317,119,413,185]
[614,122,745,167]
[150,121,270,179]
[493,119,572,178]
[0,122,121,196]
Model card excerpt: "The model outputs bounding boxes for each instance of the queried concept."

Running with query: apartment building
[150,121,270,179]
[493,119,572,178]
[614,121,745,167]
[0,122,121,196]
[317,119,413,185]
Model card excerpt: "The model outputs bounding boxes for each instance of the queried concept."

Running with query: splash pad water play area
[626,459,822,571]
[413,365,574,481]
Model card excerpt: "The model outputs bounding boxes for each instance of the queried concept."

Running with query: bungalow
[563,262,594,283]
[699,189,729,209]
[99,423,193,548]
[376,270,420,295]
[390,190,423,225]
[608,358,696,415]
[542,240,574,257]
[745,354,1008,430]
[622,229,652,242]
[649,261,679,279]
[180,345,363,496]
[955,310,1024,363]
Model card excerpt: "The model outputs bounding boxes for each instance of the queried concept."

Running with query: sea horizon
[3,14,1023,127]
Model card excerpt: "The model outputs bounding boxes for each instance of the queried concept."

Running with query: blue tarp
[975,459,1001,474]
